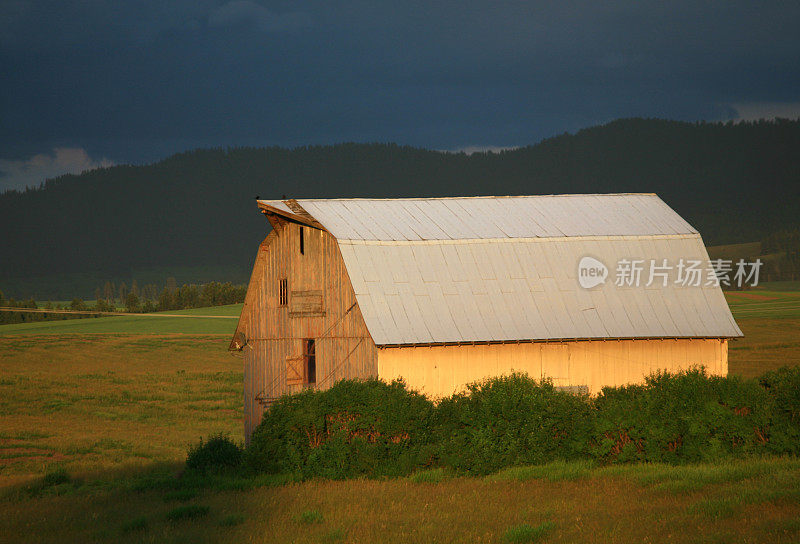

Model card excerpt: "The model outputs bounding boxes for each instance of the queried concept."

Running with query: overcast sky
[1,1,799,191]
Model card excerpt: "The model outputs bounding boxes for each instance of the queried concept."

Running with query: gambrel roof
[257,195,742,345]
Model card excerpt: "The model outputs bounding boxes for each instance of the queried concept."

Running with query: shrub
[42,467,70,487]
[165,505,210,521]
[186,434,242,473]
[245,379,436,479]
[591,367,772,463]
[232,367,800,480]
[434,373,593,474]
[759,366,800,454]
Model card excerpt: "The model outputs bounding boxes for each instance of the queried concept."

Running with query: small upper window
[299,227,304,255]
[279,278,288,306]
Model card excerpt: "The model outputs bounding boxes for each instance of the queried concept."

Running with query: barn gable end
[231,217,377,438]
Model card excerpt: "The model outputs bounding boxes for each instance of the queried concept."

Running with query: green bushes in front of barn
[243,379,436,479]
[591,369,774,463]
[193,366,800,479]
[758,366,800,455]
[435,373,593,474]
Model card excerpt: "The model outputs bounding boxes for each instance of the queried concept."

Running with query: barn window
[304,339,316,385]
[279,278,288,306]
[299,227,304,255]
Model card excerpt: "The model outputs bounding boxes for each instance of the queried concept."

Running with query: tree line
[761,229,800,282]
[0,292,100,325]
[0,280,246,325]
[96,279,247,313]
[2,117,799,299]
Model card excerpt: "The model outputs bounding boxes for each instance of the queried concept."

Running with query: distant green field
[725,289,800,319]
[0,304,243,336]
[752,280,800,292]
[7,284,800,335]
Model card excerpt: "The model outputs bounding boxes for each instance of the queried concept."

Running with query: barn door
[286,355,304,385]
[285,339,316,386]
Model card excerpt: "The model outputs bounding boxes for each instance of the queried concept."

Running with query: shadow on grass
[2,456,799,543]
[0,461,297,543]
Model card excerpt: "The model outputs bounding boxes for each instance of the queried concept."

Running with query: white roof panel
[335,236,742,345]
[294,194,698,241]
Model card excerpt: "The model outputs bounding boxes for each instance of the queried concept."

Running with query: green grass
[488,460,595,482]
[502,521,556,543]
[753,280,800,291]
[726,289,800,319]
[0,304,242,335]
[596,458,800,490]
[728,317,800,377]
[321,528,346,543]
[1,449,798,543]
[689,497,739,519]
[295,509,325,524]
[0,335,241,479]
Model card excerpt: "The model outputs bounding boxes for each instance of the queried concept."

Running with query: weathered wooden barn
[231,195,742,439]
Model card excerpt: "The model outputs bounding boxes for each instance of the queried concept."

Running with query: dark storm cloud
[1,1,799,189]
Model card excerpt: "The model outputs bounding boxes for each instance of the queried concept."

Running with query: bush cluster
[244,379,435,479]
[185,434,242,473]
[435,373,592,474]
[758,366,800,454]
[190,366,800,478]
[591,369,773,463]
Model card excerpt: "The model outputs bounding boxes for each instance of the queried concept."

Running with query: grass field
[1,457,798,543]
[0,304,242,335]
[0,290,798,542]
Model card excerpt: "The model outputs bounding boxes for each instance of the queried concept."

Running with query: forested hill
[2,118,799,298]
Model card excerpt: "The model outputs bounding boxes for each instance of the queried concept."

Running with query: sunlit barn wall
[377,338,727,398]
[235,222,377,441]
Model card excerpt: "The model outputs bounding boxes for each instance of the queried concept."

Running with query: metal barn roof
[265,194,699,241]
[257,195,742,345]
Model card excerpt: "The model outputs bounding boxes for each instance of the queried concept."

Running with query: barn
[230,194,742,439]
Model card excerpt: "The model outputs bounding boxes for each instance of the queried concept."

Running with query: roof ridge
[335,233,702,245]
[293,193,659,202]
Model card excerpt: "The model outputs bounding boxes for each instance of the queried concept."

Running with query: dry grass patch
[0,335,241,486]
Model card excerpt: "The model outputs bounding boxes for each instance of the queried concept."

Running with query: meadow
[0,303,242,335]
[0,286,798,542]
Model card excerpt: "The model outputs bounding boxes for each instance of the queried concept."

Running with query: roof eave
[375,335,742,348]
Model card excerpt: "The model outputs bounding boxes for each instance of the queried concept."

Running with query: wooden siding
[237,220,378,440]
[376,338,728,398]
